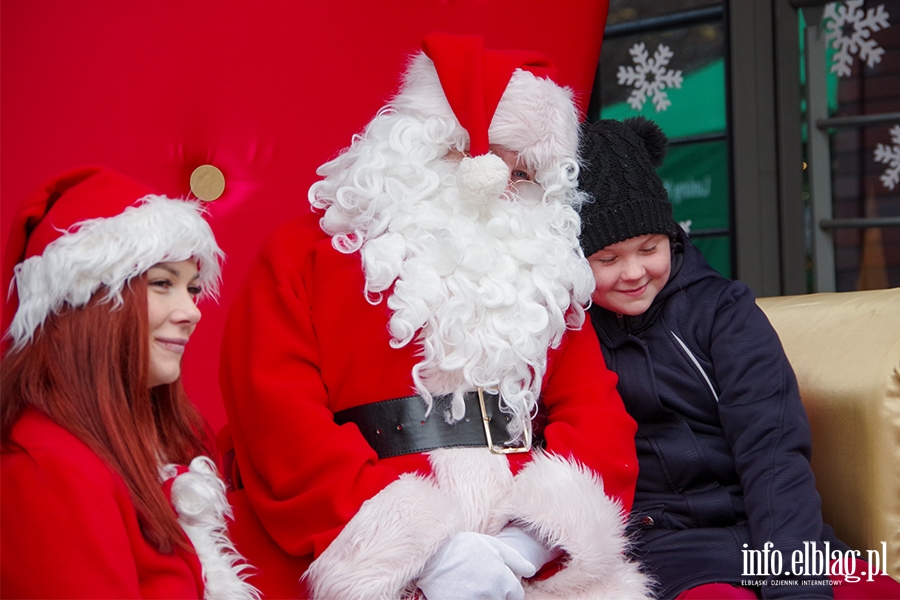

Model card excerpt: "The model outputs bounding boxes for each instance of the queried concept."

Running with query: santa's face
[490,146,535,184]
[309,69,590,430]
[491,146,545,205]
[357,145,593,428]
[444,145,541,204]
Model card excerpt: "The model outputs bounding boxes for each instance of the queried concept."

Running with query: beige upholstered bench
[757,289,900,579]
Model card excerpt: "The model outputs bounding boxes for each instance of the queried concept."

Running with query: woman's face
[588,234,672,316]
[146,259,202,388]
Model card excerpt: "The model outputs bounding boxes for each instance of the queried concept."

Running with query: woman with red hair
[0,166,257,600]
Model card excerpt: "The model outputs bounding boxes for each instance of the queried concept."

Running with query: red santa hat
[387,33,581,204]
[2,165,223,350]
[421,32,557,157]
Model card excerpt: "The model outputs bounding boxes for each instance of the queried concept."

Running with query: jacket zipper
[670,331,719,402]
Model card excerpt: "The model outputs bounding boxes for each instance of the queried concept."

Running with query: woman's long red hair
[1,277,213,553]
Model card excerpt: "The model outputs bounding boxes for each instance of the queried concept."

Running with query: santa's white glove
[417,532,530,600]
[494,526,562,577]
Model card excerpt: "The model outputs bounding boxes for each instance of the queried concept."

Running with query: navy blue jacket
[588,232,845,599]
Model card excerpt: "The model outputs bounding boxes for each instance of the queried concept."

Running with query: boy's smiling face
[588,233,672,316]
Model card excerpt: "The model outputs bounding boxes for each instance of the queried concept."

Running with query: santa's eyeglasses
[505,178,545,204]
[493,147,544,204]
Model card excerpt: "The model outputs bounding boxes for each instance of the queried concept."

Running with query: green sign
[660,141,731,277]
[600,58,732,277]
[600,59,727,139]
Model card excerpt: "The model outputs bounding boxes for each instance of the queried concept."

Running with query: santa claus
[219,32,649,599]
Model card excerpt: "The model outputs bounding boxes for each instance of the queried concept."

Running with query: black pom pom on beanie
[578,117,679,258]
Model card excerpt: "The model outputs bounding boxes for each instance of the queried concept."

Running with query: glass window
[594,1,730,276]
[607,0,723,24]
[799,0,900,291]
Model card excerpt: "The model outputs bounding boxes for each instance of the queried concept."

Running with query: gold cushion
[757,289,900,576]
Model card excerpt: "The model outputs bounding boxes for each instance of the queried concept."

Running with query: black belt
[334,389,542,459]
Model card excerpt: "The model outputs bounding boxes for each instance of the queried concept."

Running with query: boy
[578,117,900,599]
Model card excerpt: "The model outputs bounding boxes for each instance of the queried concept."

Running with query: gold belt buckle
[477,388,532,454]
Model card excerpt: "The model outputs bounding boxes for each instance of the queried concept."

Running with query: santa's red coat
[219,209,643,599]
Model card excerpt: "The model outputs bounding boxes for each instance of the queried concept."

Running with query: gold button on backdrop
[190,165,225,202]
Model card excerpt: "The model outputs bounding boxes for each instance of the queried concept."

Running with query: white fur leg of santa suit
[163,457,260,600]
[304,448,650,599]
[500,452,652,600]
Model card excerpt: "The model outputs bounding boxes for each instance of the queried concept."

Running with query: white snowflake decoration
[617,42,684,112]
[874,124,900,190]
[823,1,891,77]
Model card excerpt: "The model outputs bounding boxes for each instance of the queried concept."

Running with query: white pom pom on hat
[456,154,509,205]
[2,165,223,350]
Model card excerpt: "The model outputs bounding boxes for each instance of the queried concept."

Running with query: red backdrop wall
[1,1,609,431]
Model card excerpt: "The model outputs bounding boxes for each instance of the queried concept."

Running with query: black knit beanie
[578,117,679,258]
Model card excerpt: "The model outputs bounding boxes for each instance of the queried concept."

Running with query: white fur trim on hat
[7,196,223,349]
[162,457,260,600]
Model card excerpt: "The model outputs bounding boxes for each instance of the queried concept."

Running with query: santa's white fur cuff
[164,457,259,600]
[304,473,461,600]
[500,452,652,600]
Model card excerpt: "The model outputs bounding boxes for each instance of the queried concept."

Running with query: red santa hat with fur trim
[420,32,558,157]
[393,32,582,203]
[2,166,223,350]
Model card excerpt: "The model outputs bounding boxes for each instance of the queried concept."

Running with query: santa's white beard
[358,171,595,437]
